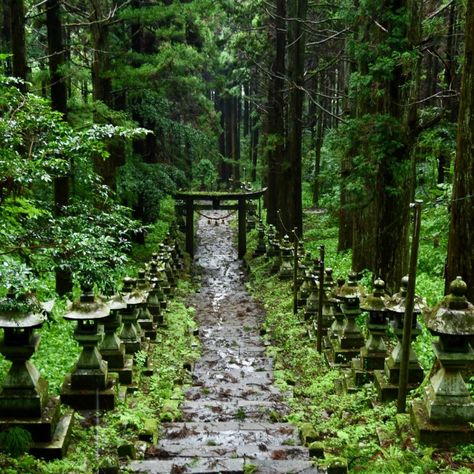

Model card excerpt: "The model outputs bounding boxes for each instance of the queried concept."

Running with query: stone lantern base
[60,373,118,411]
[0,397,74,459]
[410,399,474,446]
[373,354,424,402]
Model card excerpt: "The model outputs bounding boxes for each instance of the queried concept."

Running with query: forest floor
[129,211,319,473]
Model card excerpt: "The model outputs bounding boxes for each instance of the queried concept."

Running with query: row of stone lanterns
[252,222,474,446]
[0,227,184,458]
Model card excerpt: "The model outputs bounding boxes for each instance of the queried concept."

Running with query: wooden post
[185,197,194,257]
[317,245,325,353]
[397,200,422,413]
[238,197,246,258]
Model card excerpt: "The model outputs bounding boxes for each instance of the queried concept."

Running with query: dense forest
[1,0,473,297]
[0,0,474,473]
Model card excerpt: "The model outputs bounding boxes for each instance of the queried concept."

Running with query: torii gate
[175,188,267,259]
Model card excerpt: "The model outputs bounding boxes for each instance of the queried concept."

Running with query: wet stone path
[130,212,318,473]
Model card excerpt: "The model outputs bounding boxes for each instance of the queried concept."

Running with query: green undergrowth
[245,232,473,473]
[0,278,200,474]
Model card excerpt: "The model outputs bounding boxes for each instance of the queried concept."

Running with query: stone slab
[128,458,245,473]
[29,411,74,460]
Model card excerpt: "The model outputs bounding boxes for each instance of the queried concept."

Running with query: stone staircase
[129,212,319,474]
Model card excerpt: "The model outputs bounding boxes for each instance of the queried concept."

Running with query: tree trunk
[351,0,420,292]
[9,0,26,90]
[46,0,72,295]
[265,0,286,229]
[446,1,474,302]
[1,0,11,74]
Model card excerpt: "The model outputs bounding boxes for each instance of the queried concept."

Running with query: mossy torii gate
[176,189,267,259]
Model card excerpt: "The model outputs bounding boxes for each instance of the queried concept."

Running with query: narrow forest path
[130,212,319,474]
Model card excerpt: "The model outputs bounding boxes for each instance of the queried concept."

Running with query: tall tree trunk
[265,0,286,229]
[351,0,420,292]
[9,0,26,90]
[446,1,474,302]
[232,95,241,182]
[46,0,72,295]
[1,0,11,74]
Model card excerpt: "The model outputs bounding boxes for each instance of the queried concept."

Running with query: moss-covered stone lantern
[374,276,425,401]
[148,260,168,311]
[304,260,321,322]
[411,277,474,446]
[327,277,346,339]
[317,268,337,338]
[359,278,389,370]
[0,291,73,458]
[278,235,293,280]
[119,277,144,355]
[253,220,267,257]
[297,252,313,309]
[159,243,176,289]
[136,269,156,340]
[265,224,278,259]
[339,279,388,392]
[327,272,365,368]
[60,285,116,410]
[99,292,134,386]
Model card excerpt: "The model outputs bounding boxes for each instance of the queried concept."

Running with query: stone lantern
[326,277,346,341]
[278,235,293,280]
[159,243,176,289]
[411,277,474,446]
[0,291,73,458]
[359,278,389,370]
[374,276,425,401]
[136,269,156,340]
[297,252,313,308]
[265,225,278,259]
[99,291,134,386]
[149,260,168,310]
[318,268,337,338]
[303,260,321,322]
[327,272,365,368]
[148,277,165,327]
[119,277,145,355]
[60,285,116,410]
[246,202,257,231]
[344,278,389,390]
[253,220,267,257]
[293,240,306,294]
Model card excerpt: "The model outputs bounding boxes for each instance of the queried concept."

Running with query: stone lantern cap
[423,276,474,336]
[360,278,387,312]
[108,292,127,312]
[339,271,366,300]
[386,276,426,315]
[0,291,46,328]
[64,286,110,321]
[122,277,146,306]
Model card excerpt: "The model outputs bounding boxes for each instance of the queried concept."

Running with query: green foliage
[0,428,32,457]
[117,155,185,224]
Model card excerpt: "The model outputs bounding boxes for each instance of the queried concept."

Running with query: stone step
[194,357,273,373]
[157,422,299,448]
[184,383,285,403]
[129,457,319,474]
[143,443,310,460]
[192,370,274,385]
[181,400,289,423]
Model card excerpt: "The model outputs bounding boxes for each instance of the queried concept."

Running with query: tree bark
[284,0,307,236]
[446,1,474,302]
[9,0,26,90]
[265,0,286,229]
[351,0,420,292]
[46,0,72,295]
